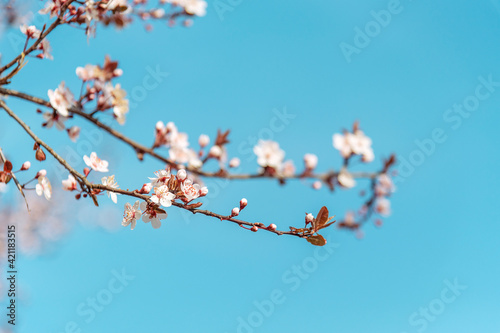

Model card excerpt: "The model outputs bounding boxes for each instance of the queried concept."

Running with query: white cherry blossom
[122,201,142,230]
[48,82,75,117]
[151,185,175,207]
[149,169,171,187]
[180,180,200,202]
[62,174,77,191]
[140,201,167,229]
[43,112,67,130]
[83,152,109,172]
[253,140,285,169]
[35,176,52,200]
[101,175,119,203]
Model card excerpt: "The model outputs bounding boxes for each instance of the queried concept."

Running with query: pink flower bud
[209,145,222,158]
[239,198,247,210]
[152,8,165,18]
[177,169,187,181]
[200,187,208,196]
[305,213,314,224]
[156,121,165,131]
[312,181,322,190]
[251,225,258,232]
[198,134,210,148]
[84,167,91,177]
[231,207,240,216]
[229,157,240,168]
[21,161,31,171]
[139,183,153,194]
[268,223,277,231]
[304,153,318,170]
[36,169,47,178]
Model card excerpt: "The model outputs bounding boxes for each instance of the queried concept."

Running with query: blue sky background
[1,0,500,332]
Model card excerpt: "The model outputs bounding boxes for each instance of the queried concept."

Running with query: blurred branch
[0,87,380,182]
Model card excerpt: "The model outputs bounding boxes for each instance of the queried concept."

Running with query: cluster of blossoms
[153,122,202,168]
[253,140,296,177]
[42,56,127,142]
[122,168,208,229]
[337,171,395,234]
[333,122,374,163]
[76,56,129,124]
[19,24,53,59]
[39,0,206,37]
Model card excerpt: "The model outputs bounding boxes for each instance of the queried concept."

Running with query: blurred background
[1,0,500,332]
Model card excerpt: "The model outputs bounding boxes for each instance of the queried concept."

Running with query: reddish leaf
[3,160,12,173]
[307,234,327,246]
[313,206,329,232]
[35,147,46,161]
[215,129,231,146]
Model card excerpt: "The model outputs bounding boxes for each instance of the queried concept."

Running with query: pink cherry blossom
[20,24,41,38]
[48,82,75,117]
[344,211,356,226]
[333,129,374,162]
[151,185,175,207]
[149,169,171,187]
[281,160,295,177]
[35,176,52,200]
[180,180,200,202]
[107,83,129,125]
[101,175,119,203]
[38,39,53,60]
[39,0,62,18]
[333,133,353,158]
[375,198,391,217]
[43,112,67,130]
[337,170,356,188]
[375,174,395,196]
[184,0,207,16]
[140,201,167,229]
[76,64,99,81]
[253,140,285,169]
[62,174,77,191]
[304,153,318,170]
[83,152,109,172]
[67,126,81,142]
[122,201,142,230]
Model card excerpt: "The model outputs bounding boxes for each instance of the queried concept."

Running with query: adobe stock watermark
[227,241,340,333]
[56,268,135,333]
[339,0,407,63]
[212,0,244,21]
[400,278,467,333]
[129,65,169,109]
[393,74,500,185]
